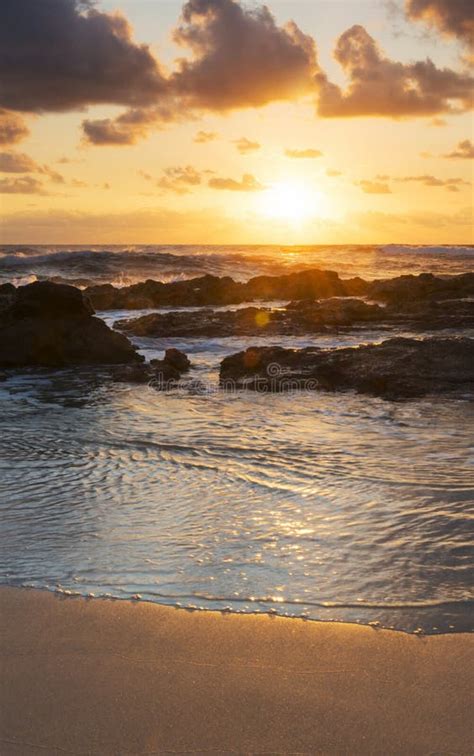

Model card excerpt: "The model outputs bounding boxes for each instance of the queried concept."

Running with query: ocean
[0,244,473,634]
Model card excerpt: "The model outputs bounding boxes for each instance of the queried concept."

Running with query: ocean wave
[0,244,473,287]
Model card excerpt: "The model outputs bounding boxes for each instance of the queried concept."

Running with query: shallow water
[1,322,473,633]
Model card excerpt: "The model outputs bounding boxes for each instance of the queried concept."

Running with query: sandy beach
[0,587,472,755]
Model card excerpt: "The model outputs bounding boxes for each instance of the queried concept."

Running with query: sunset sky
[0,0,473,244]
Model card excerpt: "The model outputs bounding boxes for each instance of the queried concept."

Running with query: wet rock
[368,272,474,304]
[386,298,474,330]
[164,348,191,372]
[0,281,142,367]
[115,299,384,338]
[85,269,366,311]
[112,348,192,388]
[219,337,474,399]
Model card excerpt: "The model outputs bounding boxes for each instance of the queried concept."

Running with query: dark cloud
[208,173,265,191]
[234,138,261,154]
[285,148,323,158]
[81,104,182,146]
[405,0,473,49]
[357,180,392,194]
[171,0,318,110]
[316,25,473,117]
[194,130,218,143]
[444,139,474,158]
[0,0,167,113]
[0,110,30,145]
[0,176,46,194]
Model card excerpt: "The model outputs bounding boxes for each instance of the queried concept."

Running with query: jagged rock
[368,272,474,304]
[85,270,474,312]
[219,338,474,399]
[0,281,141,367]
[112,348,192,388]
[85,269,367,311]
[115,299,384,338]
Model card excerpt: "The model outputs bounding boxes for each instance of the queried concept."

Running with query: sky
[0,0,473,244]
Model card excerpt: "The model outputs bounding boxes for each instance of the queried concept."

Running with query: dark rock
[0,283,16,312]
[368,272,474,304]
[85,269,365,311]
[164,348,191,372]
[9,281,94,319]
[115,299,384,338]
[0,282,141,367]
[219,337,474,399]
[112,348,192,388]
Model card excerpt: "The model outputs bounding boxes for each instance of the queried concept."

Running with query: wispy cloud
[209,173,265,191]
[233,138,261,154]
[285,148,322,158]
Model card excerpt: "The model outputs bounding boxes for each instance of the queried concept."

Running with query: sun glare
[258,181,320,223]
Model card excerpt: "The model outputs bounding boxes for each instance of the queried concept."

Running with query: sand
[0,587,473,755]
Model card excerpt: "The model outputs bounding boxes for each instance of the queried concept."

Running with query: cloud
[208,173,265,191]
[430,117,447,126]
[0,0,167,113]
[357,180,392,194]
[0,176,46,194]
[234,137,261,154]
[0,151,40,173]
[316,25,473,117]
[443,139,474,158]
[82,104,183,146]
[395,174,470,190]
[171,0,318,110]
[405,0,474,49]
[285,148,323,158]
[194,130,218,143]
[0,151,65,184]
[0,110,30,146]
[158,165,203,194]
[326,169,342,177]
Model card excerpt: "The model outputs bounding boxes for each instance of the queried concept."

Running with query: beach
[1,587,473,754]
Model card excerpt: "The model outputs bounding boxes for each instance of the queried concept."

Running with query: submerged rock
[0,281,141,367]
[219,337,474,399]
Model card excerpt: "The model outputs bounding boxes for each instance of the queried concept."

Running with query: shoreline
[1,586,473,754]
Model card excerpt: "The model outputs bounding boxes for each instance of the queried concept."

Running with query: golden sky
[0,0,473,244]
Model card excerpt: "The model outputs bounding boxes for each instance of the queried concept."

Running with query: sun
[258,180,320,223]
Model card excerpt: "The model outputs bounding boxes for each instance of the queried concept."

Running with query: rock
[164,348,191,372]
[112,348,192,388]
[0,283,16,312]
[115,299,385,338]
[0,281,142,367]
[85,269,366,311]
[368,272,474,304]
[219,337,474,399]
[386,298,474,330]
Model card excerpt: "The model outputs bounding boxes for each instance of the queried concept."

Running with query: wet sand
[0,587,473,755]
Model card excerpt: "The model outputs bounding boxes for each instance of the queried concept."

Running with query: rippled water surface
[1,325,473,633]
